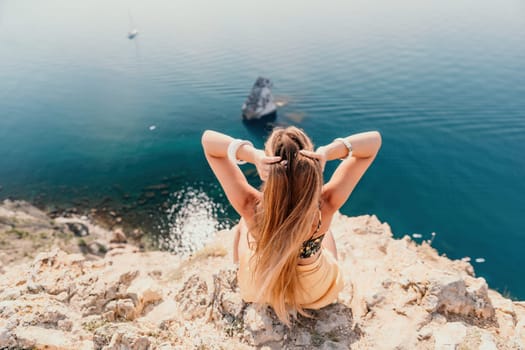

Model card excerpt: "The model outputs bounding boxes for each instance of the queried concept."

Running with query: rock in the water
[242,77,277,120]
[65,222,89,237]
[87,240,108,256]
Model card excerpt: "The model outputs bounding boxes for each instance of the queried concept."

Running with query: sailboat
[128,29,138,40]
[127,10,139,40]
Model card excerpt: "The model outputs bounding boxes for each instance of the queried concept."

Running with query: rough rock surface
[0,200,524,349]
[0,199,129,266]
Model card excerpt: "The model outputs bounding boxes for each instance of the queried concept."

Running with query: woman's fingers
[260,157,279,181]
[299,150,326,171]
[255,157,279,181]
[299,150,319,159]
[263,156,281,164]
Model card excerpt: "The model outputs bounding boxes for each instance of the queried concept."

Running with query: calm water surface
[1,0,524,297]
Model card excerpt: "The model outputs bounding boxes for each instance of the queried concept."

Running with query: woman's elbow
[372,131,382,153]
[201,130,213,148]
[362,131,381,158]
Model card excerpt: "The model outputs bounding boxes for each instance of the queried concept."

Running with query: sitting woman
[201,126,381,325]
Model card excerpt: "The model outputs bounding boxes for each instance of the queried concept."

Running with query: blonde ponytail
[250,127,323,326]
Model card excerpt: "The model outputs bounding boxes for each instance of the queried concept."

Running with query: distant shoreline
[0,189,168,233]
[0,178,235,239]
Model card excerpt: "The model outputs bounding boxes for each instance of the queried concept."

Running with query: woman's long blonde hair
[250,126,323,326]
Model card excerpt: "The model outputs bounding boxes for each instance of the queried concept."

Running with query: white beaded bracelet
[334,137,353,160]
[227,139,253,165]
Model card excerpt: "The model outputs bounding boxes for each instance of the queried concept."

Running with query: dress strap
[312,210,322,238]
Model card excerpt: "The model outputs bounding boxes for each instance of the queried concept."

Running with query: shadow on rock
[174,269,362,349]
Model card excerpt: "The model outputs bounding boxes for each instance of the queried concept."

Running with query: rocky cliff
[0,200,524,349]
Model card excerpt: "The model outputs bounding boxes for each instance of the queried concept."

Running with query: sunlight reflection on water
[158,186,232,256]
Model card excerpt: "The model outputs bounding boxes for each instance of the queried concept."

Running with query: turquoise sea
[0,0,524,298]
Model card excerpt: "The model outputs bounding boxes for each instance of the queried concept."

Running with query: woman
[202,126,381,325]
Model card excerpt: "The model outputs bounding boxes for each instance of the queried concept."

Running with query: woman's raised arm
[318,131,382,213]
[201,130,260,218]
[201,130,280,218]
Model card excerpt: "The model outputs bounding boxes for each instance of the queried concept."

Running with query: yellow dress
[237,246,344,309]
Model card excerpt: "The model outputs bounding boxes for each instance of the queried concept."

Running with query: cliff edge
[0,200,524,349]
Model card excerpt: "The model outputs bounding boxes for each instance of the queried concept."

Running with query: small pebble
[475,258,486,263]
[149,125,156,131]
[412,233,422,239]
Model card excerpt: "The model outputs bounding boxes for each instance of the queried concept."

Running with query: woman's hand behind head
[254,149,281,181]
[299,149,327,172]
